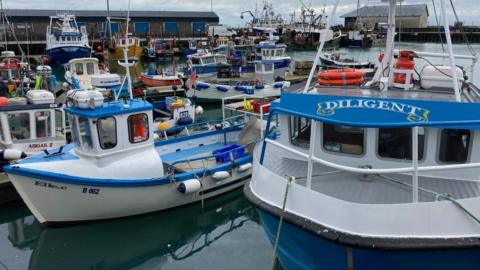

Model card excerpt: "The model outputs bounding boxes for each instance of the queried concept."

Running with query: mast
[440,0,461,101]
[123,0,133,100]
[303,0,341,93]
[371,0,397,88]
[0,0,6,51]
[107,0,112,42]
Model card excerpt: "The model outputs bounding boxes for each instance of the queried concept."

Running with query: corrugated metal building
[4,9,219,42]
[341,4,429,29]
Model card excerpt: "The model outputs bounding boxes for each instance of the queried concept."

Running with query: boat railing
[171,144,248,167]
[154,120,243,142]
[260,113,480,203]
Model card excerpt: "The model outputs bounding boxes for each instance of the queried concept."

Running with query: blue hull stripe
[4,156,252,187]
[47,46,91,65]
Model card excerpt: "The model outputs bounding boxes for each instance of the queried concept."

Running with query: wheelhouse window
[35,111,52,138]
[8,112,30,141]
[86,62,95,75]
[378,127,425,160]
[78,116,93,150]
[323,124,364,155]
[75,63,84,75]
[289,117,311,148]
[128,113,149,143]
[439,129,470,163]
[97,117,117,150]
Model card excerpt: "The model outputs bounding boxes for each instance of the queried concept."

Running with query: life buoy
[318,69,365,80]
[318,77,365,86]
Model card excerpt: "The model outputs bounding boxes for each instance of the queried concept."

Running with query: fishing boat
[45,14,91,65]
[108,35,143,61]
[241,1,285,36]
[63,57,126,97]
[319,51,376,70]
[0,51,32,92]
[253,38,292,80]
[187,52,230,79]
[139,66,183,88]
[2,1,260,224]
[245,0,480,269]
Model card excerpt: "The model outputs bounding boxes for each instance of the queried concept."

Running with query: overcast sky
[2,0,478,27]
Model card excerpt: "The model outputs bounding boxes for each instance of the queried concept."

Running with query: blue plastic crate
[213,144,246,163]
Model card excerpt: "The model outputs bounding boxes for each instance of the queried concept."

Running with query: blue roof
[274,93,480,130]
[64,99,153,118]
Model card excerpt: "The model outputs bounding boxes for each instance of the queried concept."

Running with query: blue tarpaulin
[164,22,178,33]
[274,93,480,130]
[134,22,149,33]
[192,22,205,32]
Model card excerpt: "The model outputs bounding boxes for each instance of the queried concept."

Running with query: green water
[1,42,480,269]
[0,189,274,270]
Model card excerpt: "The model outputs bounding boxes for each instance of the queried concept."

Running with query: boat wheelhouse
[253,41,291,80]
[108,35,143,61]
[187,52,229,79]
[46,14,91,65]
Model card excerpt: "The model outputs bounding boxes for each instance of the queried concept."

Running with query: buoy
[216,85,229,92]
[318,69,365,80]
[177,179,201,194]
[238,163,252,172]
[0,97,8,106]
[153,133,160,140]
[212,171,230,180]
[195,105,204,114]
[177,116,193,126]
[273,82,284,88]
[318,77,365,86]
[62,82,69,88]
[196,82,210,89]
[159,121,170,130]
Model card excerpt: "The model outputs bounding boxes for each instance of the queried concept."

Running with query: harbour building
[1,9,219,53]
[341,4,429,29]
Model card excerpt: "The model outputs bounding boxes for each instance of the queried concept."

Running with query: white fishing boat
[187,52,230,79]
[2,1,260,224]
[245,0,480,269]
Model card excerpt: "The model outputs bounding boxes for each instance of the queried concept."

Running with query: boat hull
[9,170,250,224]
[46,46,91,65]
[245,185,480,270]
[186,85,282,103]
[108,44,143,60]
[140,75,182,87]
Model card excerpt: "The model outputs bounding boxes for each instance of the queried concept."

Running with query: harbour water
[1,42,479,269]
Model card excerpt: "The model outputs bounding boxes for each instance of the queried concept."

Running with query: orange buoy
[0,97,7,106]
[318,77,365,86]
[318,69,365,80]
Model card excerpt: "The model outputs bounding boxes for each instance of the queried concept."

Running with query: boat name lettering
[317,99,430,122]
[82,187,100,195]
[29,143,54,149]
[34,181,67,190]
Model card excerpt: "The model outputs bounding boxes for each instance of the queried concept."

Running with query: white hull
[10,170,250,224]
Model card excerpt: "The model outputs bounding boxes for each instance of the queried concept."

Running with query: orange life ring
[318,77,365,86]
[318,69,365,80]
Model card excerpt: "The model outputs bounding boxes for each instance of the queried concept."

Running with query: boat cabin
[188,53,228,66]
[64,96,154,157]
[0,93,65,155]
[64,58,121,92]
[254,42,287,60]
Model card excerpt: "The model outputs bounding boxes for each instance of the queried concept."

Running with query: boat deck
[262,145,480,204]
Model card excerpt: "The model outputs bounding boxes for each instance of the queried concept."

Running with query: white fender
[195,105,204,115]
[237,163,252,172]
[177,179,201,194]
[2,149,26,160]
[212,171,230,180]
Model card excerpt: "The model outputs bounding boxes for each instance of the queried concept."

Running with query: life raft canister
[393,50,415,84]
[318,69,366,86]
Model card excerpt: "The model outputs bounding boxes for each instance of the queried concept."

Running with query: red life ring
[318,77,365,86]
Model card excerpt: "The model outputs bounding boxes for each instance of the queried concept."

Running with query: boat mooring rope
[271,176,294,270]
[375,174,480,225]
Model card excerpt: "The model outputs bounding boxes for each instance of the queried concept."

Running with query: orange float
[0,97,8,106]
[318,69,366,86]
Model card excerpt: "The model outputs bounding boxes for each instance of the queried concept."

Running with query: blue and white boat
[253,39,291,80]
[245,0,480,269]
[46,14,91,65]
[187,51,229,79]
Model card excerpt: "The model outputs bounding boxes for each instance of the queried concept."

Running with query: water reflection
[3,188,269,270]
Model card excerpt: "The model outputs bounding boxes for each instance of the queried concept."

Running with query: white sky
[2,0,477,27]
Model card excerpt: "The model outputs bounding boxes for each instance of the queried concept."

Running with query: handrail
[171,144,248,166]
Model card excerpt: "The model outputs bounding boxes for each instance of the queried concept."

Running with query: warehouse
[341,4,429,29]
[3,9,219,44]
